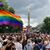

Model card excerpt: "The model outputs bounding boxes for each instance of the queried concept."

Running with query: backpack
[33,44,43,50]
[37,44,43,50]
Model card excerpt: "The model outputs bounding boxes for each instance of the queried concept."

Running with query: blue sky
[7,0,50,27]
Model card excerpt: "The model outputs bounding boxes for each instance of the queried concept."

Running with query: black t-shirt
[33,44,46,50]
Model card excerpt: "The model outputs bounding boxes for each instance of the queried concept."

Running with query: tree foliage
[40,17,50,33]
[0,0,15,13]
[0,0,6,2]
[8,7,15,14]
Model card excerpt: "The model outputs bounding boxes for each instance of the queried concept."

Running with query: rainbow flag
[0,10,23,28]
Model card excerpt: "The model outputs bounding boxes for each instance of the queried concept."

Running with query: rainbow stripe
[0,10,23,28]
[0,10,21,21]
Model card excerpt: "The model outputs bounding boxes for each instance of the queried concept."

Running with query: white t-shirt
[46,42,50,48]
[14,42,22,50]
[0,42,2,48]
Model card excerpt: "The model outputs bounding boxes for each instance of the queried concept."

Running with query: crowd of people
[0,32,50,50]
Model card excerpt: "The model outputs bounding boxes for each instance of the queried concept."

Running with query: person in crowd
[22,34,27,50]
[14,35,22,50]
[45,35,50,50]
[0,33,50,50]
[24,39,33,50]
[1,41,16,50]
[33,39,46,50]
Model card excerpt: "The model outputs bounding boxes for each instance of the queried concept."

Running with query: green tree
[8,7,15,14]
[40,17,50,34]
[0,0,15,13]
[0,0,6,2]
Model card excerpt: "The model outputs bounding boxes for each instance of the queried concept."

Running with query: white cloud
[8,0,50,27]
